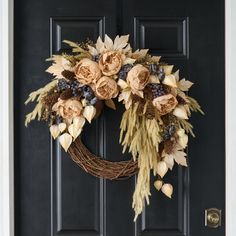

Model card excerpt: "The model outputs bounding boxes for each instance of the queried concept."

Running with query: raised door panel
[50,17,105,236]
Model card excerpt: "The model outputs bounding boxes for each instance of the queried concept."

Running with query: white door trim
[0,0,235,235]
[225,0,236,235]
[0,0,14,236]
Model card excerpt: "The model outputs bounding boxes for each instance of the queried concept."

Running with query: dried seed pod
[61,70,76,81]
[156,161,168,178]
[143,86,154,100]
[59,133,72,152]
[50,125,60,139]
[145,102,155,119]
[176,95,187,105]
[154,180,163,191]
[42,92,60,107]
[60,89,73,100]
[161,183,173,198]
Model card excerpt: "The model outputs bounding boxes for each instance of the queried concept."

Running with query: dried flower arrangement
[25,35,203,221]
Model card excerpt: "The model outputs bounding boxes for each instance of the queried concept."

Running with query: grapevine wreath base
[68,137,138,180]
[25,35,203,221]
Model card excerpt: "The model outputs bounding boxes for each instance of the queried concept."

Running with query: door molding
[0,0,235,235]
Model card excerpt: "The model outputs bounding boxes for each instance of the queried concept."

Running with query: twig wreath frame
[25,35,203,220]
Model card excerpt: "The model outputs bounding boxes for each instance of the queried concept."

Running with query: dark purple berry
[118,64,133,80]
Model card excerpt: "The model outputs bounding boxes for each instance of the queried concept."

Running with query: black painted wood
[14,0,225,236]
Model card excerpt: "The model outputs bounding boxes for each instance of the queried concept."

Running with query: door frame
[0,0,235,235]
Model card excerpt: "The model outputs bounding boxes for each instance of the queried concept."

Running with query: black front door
[14,0,225,236]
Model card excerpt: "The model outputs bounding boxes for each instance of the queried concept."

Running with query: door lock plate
[205,208,222,228]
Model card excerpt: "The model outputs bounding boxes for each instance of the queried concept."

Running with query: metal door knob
[205,208,222,228]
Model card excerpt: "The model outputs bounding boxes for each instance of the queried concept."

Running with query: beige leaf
[154,180,163,191]
[73,116,85,129]
[156,161,168,178]
[173,149,187,166]
[123,57,136,65]
[113,35,129,50]
[68,124,82,140]
[83,105,96,123]
[59,133,72,152]
[177,129,188,148]
[96,37,105,53]
[151,56,161,63]
[105,99,116,110]
[162,65,174,75]
[149,75,160,84]
[162,74,177,87]
[161,183,173,198]
[173,105,188,119]
[163,155,174,170]
[104,34,113,50]
[178,78,194,91]
[117,79,128,89]
[50,125,60,139]
[46,56,71,79]
[87,45,98,56]
[118,90,131,103]
[132,49,149,59]
[58,123,66,133]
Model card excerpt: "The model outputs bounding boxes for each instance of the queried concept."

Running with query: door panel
[14,0,225,236]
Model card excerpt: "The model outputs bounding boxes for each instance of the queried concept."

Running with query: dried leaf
[178,79,193,91]
[173,149,187,166]
[87,45,98,56]
[46,56,71,79]
[162,65,174,75]
[117,79,128,89]
[162,74,177,87]
[63,40,87,53]
[177,129,188,148]
[96,36,105,53]
[59,133,72,152]
[83,105,96,123]
[163,155,174,170]
[113,35,129,50]
[105,99,116,110]
[104,34,113,50]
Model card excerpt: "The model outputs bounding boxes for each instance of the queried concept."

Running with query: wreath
[25,35,203,221]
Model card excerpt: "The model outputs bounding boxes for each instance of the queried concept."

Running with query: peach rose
[75,58,101,85]
[95,76,118,99]
[127,64,150,92]
[52,98,83,120]
[152,94,178,115]
[99,51,122,76]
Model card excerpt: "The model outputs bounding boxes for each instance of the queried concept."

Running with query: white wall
[0,0,14,236]
[226,0,236,235]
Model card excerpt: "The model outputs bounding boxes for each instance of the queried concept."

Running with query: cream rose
[52,98,83,120]
[95,76,118,99]
[152,94,178,115]
[99,51,122,76]
[75,58,101,85]
[127,64,150,92]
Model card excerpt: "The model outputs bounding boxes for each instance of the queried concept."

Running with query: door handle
[205,208,222,228]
